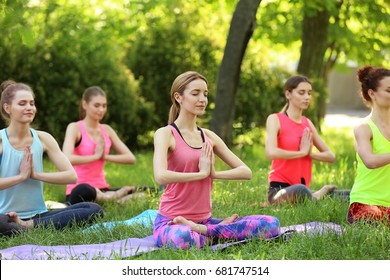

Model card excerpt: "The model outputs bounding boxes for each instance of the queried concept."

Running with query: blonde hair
[168,71,208,124]
[1,80,34,121]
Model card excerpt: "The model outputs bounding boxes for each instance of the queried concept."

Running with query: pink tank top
[158,125,213,222]
[268,113,312,186]
[66,121,112,195]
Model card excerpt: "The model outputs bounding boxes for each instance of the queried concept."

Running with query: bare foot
[6,212,34,228]
[220,214,239,225]
[115,186,136,197]
[312,185,338,200]
[96,186,138,202]
[117,192,146,204]
[169,216,207,234]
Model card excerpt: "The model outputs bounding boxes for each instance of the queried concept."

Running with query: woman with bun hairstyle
[152,71,280,249]
[0,81,103,237]
[348,65,390,224]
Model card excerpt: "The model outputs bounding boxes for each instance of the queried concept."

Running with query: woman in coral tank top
[152,71,280,249]
[265,75,338,205]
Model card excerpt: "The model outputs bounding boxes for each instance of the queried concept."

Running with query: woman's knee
[70,202,104,218]
[69,184,97,204]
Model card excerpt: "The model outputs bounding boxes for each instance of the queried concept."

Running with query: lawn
[1,125,389,260]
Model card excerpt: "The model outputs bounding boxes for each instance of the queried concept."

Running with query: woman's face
[286,82,312,110]
[371,76,390,108]
[5,90,36,124]
[83,95,107,121]
[176,79,208,116]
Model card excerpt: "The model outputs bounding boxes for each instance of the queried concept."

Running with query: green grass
[1,126,389,260]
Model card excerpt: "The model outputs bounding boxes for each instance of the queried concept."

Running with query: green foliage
[126,1,221,132]
[0,0,140,147]
[0,0,388,150]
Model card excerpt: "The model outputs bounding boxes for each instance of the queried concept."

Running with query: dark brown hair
[79,86,106,119]
[357,65,390,107]
[281,75,311,112]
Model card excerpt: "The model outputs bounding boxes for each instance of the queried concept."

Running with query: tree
[210,0,262,146]
[297,2,331,79]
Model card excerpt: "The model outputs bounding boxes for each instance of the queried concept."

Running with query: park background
[0,0,390,260]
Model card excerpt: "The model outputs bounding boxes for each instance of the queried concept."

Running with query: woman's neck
[370,106,390,126]
[285,107,303,122]
[174,114,198,131]
[83,117,100,129]
[6,122,31,139]
[6,123,33,150]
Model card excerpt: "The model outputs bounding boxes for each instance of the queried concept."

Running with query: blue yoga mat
[83,209,158,232]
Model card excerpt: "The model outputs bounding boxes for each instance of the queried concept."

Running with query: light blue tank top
[0,128,47,218]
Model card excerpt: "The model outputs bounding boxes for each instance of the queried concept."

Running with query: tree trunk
[297,7,330,129]
[297,9,330,78]
[210,0,262,147]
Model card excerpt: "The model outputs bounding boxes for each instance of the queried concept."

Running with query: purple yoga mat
[0,222,342,260]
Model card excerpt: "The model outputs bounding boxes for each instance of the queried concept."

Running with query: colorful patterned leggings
[153,213,280,249]
[348,202,390,224]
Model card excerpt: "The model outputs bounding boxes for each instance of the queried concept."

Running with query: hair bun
[0,80,16,92]
[357,66,373,83]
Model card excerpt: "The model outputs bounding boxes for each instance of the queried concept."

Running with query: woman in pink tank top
[152,71,280,249]
[62,86,144,205]
[265,75,338,205]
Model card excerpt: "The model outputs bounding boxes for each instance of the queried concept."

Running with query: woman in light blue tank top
[0,80,103,237]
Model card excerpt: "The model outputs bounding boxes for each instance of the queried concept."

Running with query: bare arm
[308,120,336,163]
[62,122,101,164]
[153,127,211,186]
[103,125,136,164]
[205,129,252,180]
[33,131,77,184]
[354,123,390,169]
[265,114,310,160]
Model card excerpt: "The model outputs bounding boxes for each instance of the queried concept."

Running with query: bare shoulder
[66,121,79,130]
[101,123,116,135]
[266,113,281,129]
[36,130,56,142]
[36,130,60,151]
[154,126,175,145]
[154,126,172,138]
[202,128,222,146]
[101,123,113,131]
[65,122,81,134]
[266,113,279,124]
[306,118,318,132]
[267,113,278,121]
[354,122,371,137]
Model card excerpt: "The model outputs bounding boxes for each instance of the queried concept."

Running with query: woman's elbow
[328,154,336,163]
[69,171,78,183]
[242,166,252,180]
[154,172,167,186]
[265,149,277,160]
[362,160,379,169]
